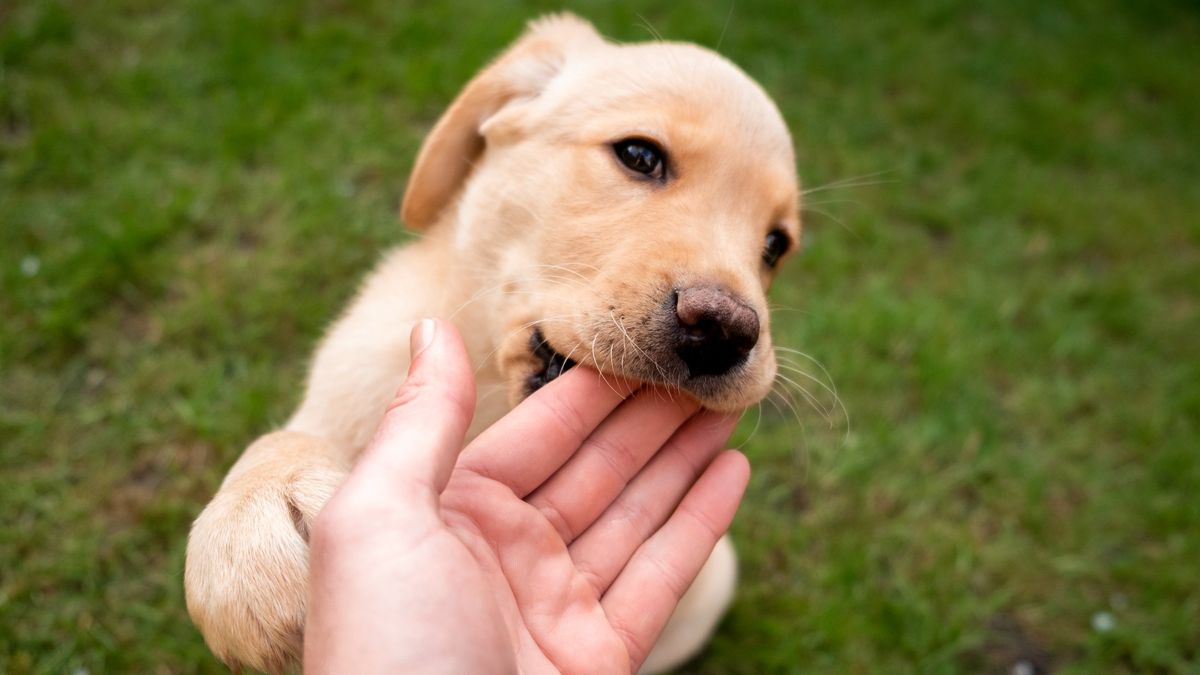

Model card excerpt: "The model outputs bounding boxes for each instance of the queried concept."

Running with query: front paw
[185,433,346,673]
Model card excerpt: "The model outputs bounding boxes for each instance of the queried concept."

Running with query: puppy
[185,14,801,674]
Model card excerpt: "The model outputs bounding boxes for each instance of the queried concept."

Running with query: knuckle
[575,561,607,598]
[536,499,575,541]
[614,496,651,530]
[682,501,726,540]
[590,434,641,480]
[536,394,591,440]
[609,620,647,671]
[646,551,692,599]
[386,379,474,425]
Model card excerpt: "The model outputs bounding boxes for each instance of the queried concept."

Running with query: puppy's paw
[185,432,347,673]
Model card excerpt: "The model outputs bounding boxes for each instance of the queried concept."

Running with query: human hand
[304,319,749,674]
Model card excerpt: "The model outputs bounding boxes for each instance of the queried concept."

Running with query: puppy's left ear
[401,14,603,230]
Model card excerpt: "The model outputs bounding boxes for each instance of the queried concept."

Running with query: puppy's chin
[681,357,777,412]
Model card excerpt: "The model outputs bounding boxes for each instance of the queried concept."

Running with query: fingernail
[411,318,437,359]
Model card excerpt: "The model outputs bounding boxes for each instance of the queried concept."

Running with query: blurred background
[2,1,1197,673]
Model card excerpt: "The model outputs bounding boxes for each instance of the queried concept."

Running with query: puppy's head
[403,14,800,412]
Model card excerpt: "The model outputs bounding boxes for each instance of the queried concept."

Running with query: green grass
[2,0,1198,672]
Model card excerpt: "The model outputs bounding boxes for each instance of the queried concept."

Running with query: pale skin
[304,319,750,674]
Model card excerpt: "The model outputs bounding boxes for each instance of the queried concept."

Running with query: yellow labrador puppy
[186,13,800,674]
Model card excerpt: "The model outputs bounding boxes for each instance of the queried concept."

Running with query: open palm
[305,320,748,674]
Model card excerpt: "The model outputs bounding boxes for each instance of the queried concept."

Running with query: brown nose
[674,285,760,377]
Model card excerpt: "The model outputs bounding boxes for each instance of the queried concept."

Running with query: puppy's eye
[763,229,790,268]
[613,139,666,180]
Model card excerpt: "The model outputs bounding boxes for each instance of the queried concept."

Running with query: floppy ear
[400,14,603,230]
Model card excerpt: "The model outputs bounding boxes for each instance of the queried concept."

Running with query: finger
[353,318,476,495]
[455,487,631,675]
[600,451,750,671]
[457,366,639,496]
[525,388,699,542]
[568,410,738,594]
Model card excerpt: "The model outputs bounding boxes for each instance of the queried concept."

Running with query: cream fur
[185,13,800,674]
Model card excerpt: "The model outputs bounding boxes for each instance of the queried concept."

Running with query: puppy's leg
[640,534,738,674]
[187,244,456,671]
[185,431,349,673]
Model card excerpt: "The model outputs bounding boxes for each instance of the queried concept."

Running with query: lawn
[2,0,1198,673]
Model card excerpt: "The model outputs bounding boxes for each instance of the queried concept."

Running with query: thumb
[354,318,477,495]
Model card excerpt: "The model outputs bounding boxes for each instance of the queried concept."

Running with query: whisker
[773,347,852,447]
[732,400,764,451]
[774,346,841,399]
[715,1,736,52]
[611,310,671,384]
[769,378,816,477]
[802,197,870,209]
[773,365,847,436]
[634,13,665,42]
[775,362,843,419]
[801,168,900,196]
[801,205,861,239]
[767,375,806,430]
[472,381,511,410]
[587,332,622,396]
[774,371,834,426]
[767,303,811,317]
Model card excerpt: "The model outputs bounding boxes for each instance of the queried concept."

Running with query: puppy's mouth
[525,328,579,396]
[518,289,767,409]
[524,325,756,407]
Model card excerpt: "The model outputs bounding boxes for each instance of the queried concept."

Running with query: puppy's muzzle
[674,285,759,378]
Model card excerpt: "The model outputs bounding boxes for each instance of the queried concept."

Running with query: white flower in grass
[1010,660,1036,675]
[1091,611,1116,633]
[20,255,40,277]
